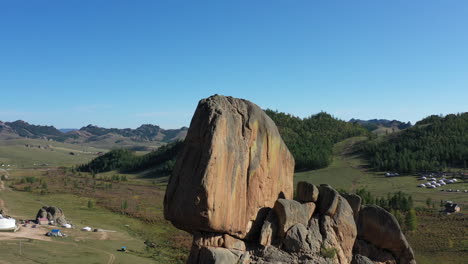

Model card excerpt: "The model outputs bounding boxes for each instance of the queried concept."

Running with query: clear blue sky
[1,0,467,129]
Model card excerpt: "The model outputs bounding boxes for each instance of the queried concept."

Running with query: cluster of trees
[265,110,369,170]
[77,141,183,177]
[77,148,135,173]
[356,189,417,231]
[364,113,468,172]
[350,119,412,132]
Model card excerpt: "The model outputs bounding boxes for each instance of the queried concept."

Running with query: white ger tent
[0,215,16,231]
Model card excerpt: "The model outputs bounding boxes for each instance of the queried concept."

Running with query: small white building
[0,215,17,231]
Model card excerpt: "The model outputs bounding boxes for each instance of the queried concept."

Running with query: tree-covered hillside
[266,110,369,170]
[364,113,468,172]
[77,141,183,177]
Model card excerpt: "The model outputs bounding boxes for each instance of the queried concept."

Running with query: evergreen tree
[405,209,417,231]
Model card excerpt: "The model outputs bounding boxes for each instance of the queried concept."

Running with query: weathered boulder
[303,202,316,221]
[37,208,47,219]
[317,185,340,216]
[307,217,323,252]
[197,247,240,264]
[164,95,294,239]
[35,206,67,225]
[273,199,310,237]
[341,193,362,222]
[255,246,296,263]
[0,208,7,217]
[223,234,246,251]
[318,194,357,264]
[351,254,374,264]
[296,182,319,202]
[353,239,397,264]
[283,223,310,252]
[357,205,416,264]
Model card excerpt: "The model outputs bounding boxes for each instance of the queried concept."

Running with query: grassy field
[0,169,189,264]
[295,136,468,264]
[0,138,106,168]
[295,137,468,208]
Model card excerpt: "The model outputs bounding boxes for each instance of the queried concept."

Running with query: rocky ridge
[164,95,416,264]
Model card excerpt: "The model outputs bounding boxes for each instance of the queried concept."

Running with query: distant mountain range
[59,128,78,133]
[349,118,412,132]
[0,120,187,149]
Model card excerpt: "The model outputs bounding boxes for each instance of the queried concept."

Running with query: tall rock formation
[164,95,295,239]
[163,95,416,264]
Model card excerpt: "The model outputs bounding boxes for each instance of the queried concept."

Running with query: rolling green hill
[77,141,183,177]
[266,110,369,170]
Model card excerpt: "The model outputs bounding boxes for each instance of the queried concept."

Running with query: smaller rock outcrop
[341,193,362,222]
[296,181,319,202]
[0,208,8,217]
[273,199,310,237]
[355,205,416,264]
[36,206,68,226]
[351,254,374,264]
[283,223,310,252]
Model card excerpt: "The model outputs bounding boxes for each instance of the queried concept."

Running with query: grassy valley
[0,137,105,168]
[0,167,190,264]
[296,137,468,264]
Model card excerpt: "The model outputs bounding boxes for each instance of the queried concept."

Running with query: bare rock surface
[283,223,310,252]
[356,205,416,264]
[341,193,362,222]
[317,185,340,216]
[164,95,294,239]
[223,234,246,251]
[197,247,240,264]
[351,254,374,264]
[296,181,319,202]
[318,194,357,264]
[353,239,397,264]
[274,199,310,237]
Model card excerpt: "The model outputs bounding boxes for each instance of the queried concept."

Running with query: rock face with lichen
[164,95,294,239]
[163,95,416,264]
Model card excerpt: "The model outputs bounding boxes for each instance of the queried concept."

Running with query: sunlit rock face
[164,95,294,239]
